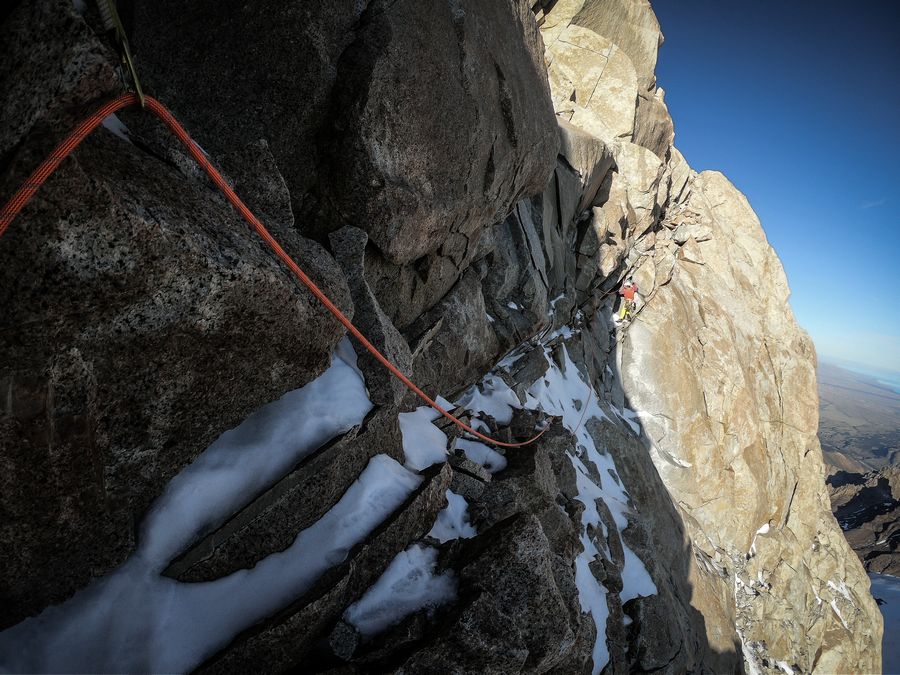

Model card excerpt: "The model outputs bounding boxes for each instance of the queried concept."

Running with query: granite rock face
[130,0,559,267]
[0,0,883,673]
[0,0,351,627]
[619,169,883,673]
[0,119,351,627]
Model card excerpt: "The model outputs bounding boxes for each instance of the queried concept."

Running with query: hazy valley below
[819,359,900,472]
[820,358,900,672]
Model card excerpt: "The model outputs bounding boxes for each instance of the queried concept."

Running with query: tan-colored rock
[633,86,675,159]
[539,0,587,49]
[571,0,663,93]
[613,141,665,236]
[619,171,883,673]
[664,146,695,208]
[556,118,616,212]
[545,25,638,140]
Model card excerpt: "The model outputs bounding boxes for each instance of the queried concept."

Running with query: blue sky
[652,1,900,373]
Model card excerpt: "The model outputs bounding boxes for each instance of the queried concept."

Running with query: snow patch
[101,114,132,143]
[457,374,520,425]
[141,338,372,566]
[428,490,477,543]
[454,437,507,474]
[614,407,641,436]
[497,349,527,371]
[748,522,770,558]
[0,455,420,674]
[541,324,576,343]
[575,555,610,674]
[826,579,852,603]
[620,543,658,603]
[829,599,850,630]
[399,405,448,471]
[739,632,763,675]
[0,342,428,674]
[344,544,455,638]
[775,660,795,675]
[519,346,653,674]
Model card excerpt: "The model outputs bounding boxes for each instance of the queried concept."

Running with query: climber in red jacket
[618,278,639,322]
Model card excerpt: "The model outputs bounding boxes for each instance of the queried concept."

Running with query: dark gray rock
[329,226,414,407]
[0,0,118,160]
[625,594,688,672]
[128,0,364,216]
[449,454,493,483]
[130,0,557,273]
[538,159,586,309]
[474,426,574,531]
[199,463,452,673]
[309,0,559,266]
[450,470,489,502]
[0,128,350,627]
[217,139,297,237]
[398,592,530,675]
[480,199,552,351]
[328,620,361,662]
[407,268,501,398]
[393,513,578,675]
[164,408,403,582]
[361,235,478,331]
[455,514,578,672]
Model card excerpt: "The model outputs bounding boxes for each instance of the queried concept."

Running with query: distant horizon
[819,353,900,375]
[818,354,900,394]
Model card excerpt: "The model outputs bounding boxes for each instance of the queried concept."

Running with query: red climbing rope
[0,93,549,448]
